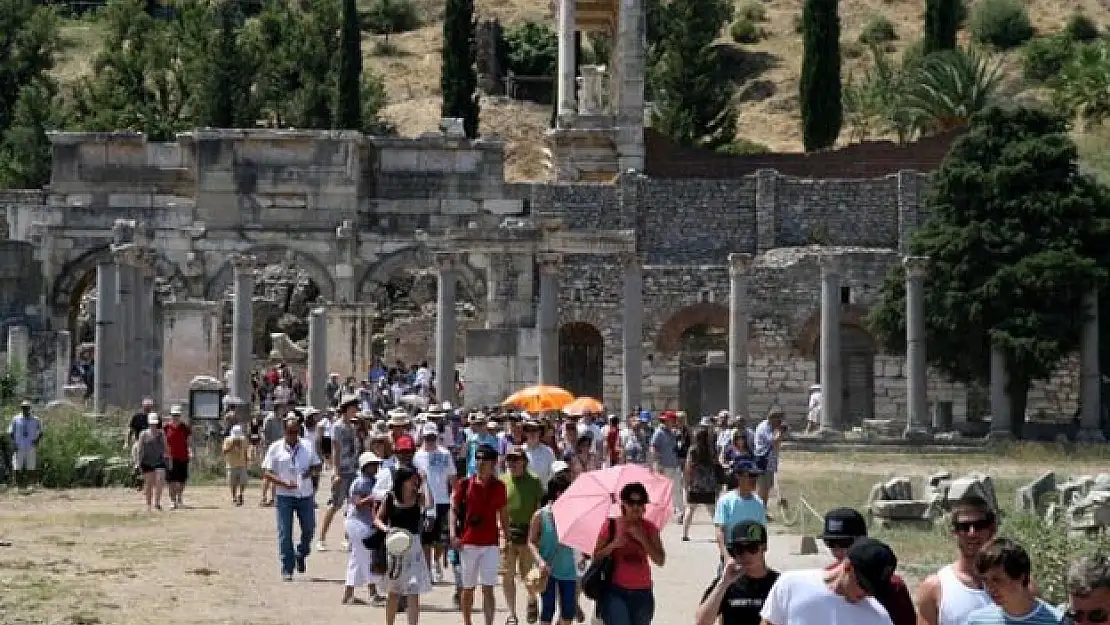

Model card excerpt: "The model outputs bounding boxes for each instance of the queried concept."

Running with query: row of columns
[93,241,157,414]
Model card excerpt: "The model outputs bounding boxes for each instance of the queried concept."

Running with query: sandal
[506,616,519,625]
[527,599,539,624]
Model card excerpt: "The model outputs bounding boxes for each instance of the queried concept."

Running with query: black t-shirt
[129,412,148,440]
[699,569,780,625]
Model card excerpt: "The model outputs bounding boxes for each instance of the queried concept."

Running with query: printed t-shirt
[453,475,507,546]
[714,491,767,533]
[163,422,191,460]
[700,570,781,625]
[598,518,660,591]
[965,601,1063,625]
[414,447,457,505]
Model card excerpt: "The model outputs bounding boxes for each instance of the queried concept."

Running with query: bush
[841,41,865,59]
[1065,12,1100,42]
[35,408,128,488]
[361,0,420,35]
[716,138,771,155]
[1022,35,1076,82]
[502,21,558,76]
[1001,512,1110,604]
[736,0,767,22]
[859,15,897,45]
[969,0,1033,49]
[730,17,763,44]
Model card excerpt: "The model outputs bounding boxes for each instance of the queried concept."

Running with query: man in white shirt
[261,416,323,581]
[521,419,555,486]
[8,400,42,490]
[414,422,457,582]
[760,538,897,625]
[805,385,823,434]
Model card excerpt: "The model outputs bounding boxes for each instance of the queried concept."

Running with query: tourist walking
[222,424,250,506]
[163,405,191,509]
[593,481,666,625]
[133,413,168,511]
[261,415,323,581]
[452,444,510,625]
[965,538,1061,624]
[527,473,577,625]
[319,395,363,551]
[259,410,284,506]
[502,445,544,625]
[759,538,896,625]
[522,419,556,487]
[1065,552,1110,624]
[622,415,651,466]
[681,428,719,542]
[694,520,779,625]
[343,451,383,605]
[752,409,785,516]
[805,384,822,434]
[413,422,456,583]
[375,465,433,625]
[818,507,916,625]
[463,415,499,477]
[7,400,42,491]
[649,412,683,519]
[915,495,1001,625]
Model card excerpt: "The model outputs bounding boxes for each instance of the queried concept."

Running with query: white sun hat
[385,528,414,556]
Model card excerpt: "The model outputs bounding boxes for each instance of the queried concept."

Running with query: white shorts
[459,545,500,588]
[12,447,36,471]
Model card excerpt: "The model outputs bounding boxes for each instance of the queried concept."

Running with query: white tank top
[938,564,992,625]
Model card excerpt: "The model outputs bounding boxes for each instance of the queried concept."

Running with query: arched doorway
[679,323,728,418]
[559,322,603,400]
[815,325,876,425]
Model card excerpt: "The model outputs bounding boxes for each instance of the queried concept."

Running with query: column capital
[112,218,136,245]
[537,252,563,275]
[110,243,141,266]
[619,252,641,267]
[229,253,258,275]
[819,254,841,276]
[903,255,930,278]
[728,253,754,277]
[434,251,465,272]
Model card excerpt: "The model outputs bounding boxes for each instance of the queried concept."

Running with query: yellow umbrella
[562,396,604,416]
[502,385,576,413]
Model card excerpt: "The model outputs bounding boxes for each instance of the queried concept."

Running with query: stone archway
[813,324,876,425]
[559,322,604,400]
[356,246,486,313]
[655,302,729,356]
[655,303,730,416]
[204,245,336,302]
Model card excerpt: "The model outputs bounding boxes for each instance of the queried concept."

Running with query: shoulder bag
[581,518,617,601]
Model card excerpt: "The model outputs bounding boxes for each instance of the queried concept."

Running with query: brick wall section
[774,178,900,248]
[629,177,759,263]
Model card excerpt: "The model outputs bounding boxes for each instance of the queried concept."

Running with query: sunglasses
[823,538,855,550]
[953,518,994,533]
[1067,609,1110,624]
[727,542,762,556]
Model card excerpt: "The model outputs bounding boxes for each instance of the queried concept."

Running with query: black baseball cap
[726,520,768,546]
[475,444,498,461]
[819,507,868,540]
[847,538,897,598]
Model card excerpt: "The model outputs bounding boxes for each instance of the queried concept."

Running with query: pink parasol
[550,464,673,554]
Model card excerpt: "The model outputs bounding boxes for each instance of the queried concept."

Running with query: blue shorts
[541,578,577,623]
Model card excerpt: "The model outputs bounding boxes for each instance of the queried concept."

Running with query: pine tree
[924,0,959,55]
[0,80,57,189]
[800,0,842,151]
[337,0,363,129]
[441,0,480,138]
[190,1,257,128]
[648,0,735,148]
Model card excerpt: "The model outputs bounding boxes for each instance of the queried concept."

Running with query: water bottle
[447,548,460,567]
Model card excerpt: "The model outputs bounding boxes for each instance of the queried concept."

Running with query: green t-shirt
[504,472,544,526]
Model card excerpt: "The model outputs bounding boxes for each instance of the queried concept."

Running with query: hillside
[52,0,1110,182]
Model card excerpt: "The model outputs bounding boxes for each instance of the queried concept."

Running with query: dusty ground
[0,449,1089,625]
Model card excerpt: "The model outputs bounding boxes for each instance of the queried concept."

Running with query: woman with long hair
[133,413,168,512]
[681,428,719,541]
[374,466,432,625]
[527,473,577,625]
[592,482,666,625]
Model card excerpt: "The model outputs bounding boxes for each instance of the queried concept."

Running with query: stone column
[135,247,157,401]
[621,253,643,417]
[537,253,561,386]
[335,220,356,303]
[556,0,576,117]
[94,261,119,414]
[435,252,462,407]
[989,343,1012,440]
[307,307,328,409]
[818,256,842,435]
[1079,289,1105,442]
[6,326,29,395]
[728,253,753,418]
[230,254,257,421]
[55,330,72,401]
[113,247,137,409]
[903,256,931,440]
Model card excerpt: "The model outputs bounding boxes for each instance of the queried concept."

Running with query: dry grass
[50,0,1110,180]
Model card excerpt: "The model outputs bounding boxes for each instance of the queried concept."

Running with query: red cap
[660,411,677,421]
[394,435,416,452]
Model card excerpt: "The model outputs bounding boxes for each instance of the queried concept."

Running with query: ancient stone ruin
[867,471,999,528]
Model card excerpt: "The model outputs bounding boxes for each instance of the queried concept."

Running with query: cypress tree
[923,0,959,55]
[799,0,842,151]
[337,0,362,129]
[441,0,480,138]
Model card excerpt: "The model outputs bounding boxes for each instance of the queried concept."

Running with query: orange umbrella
[502,385,576,413]
[562,396,604,416]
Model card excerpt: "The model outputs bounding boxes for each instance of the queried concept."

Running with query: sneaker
[282,573,294,582]
[342,539,350,552]
[316,541,328,552]
[296,554,307,574]
[170,501,179,510]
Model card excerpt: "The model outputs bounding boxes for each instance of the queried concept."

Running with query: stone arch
[559,322,604,400]
[203,244,336,302]
[356,246,486,309]
[793,304,872,356]
[655,303,729,356]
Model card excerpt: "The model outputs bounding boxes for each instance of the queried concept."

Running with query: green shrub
[35,408,128,489]
[969,0,1033,49]
[736,0,767,22]
[1022,35,1076,82]
[859,15,897,45]
[730,17,763,44]
[361,0,421,35]
[502,21,558,76]
[716,138,771,155]
[841,40,865,59]
[1000,512,1110,604]
[1065,12,1100,42]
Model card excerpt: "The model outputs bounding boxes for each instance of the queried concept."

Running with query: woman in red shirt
[592,482,667,625]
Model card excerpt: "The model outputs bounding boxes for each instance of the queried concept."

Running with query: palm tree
[903,46,1004,134]
[1051,40,1110,131]
[842,43,916,143]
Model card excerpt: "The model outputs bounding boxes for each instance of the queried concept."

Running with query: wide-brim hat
[387,412,411,427]
[468,412,488,425]
[338,394,360,410]
[358,451,382,468]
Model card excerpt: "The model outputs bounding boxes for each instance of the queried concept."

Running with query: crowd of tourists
[8,386,1109,625]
